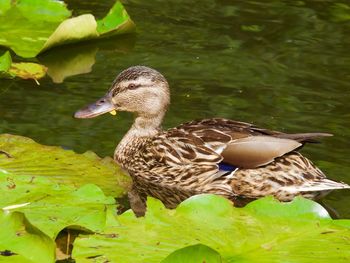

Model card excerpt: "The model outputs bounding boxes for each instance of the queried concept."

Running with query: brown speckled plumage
[75,66,350,214]
[114,118,348,209]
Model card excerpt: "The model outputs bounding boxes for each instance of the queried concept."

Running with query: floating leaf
[161,244,222,263]
[0,0,70,58]
[73,194,350,263]
[96,1,134,36]
[0,210,55,263]
[40,14,99,54]
[0,51,11,72]
[0,170,115,238]
[245,194,331,219]
[0,134,131,197]
[0,0,135,58]
[9,62,47,82]
[0,51,13,79]
[0,51,47,81]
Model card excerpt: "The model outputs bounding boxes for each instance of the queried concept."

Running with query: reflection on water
[39,35,136,83]
[0,0,349,217]
[41,45,98,83]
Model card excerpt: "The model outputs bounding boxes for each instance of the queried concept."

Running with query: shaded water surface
[0,0,349,217]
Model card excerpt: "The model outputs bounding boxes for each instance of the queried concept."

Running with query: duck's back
[128,118,349,208]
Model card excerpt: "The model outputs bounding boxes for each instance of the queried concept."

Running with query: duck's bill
[74,95,117,119]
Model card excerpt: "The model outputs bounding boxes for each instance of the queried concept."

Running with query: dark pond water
[1,0,349,217]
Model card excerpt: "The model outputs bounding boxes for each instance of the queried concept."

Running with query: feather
[221,136,302,168]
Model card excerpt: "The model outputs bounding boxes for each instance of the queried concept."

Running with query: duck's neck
[114,112,165,165]
[133,112,165,131]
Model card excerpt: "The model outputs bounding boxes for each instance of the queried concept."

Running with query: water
[0,0,349,217]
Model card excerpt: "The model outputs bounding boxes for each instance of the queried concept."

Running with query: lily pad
[244,194,331,219]
[0,0,135,58]
[96,1,134,36]
[9,62,47,82]
[0,51,47,81]
[0,170,115,238]
[161,244,222,263]
[0,210,55,263]
[0,51,11,72]
[0,134,131,197]
[0,51,12,78]
[72,194,350,263]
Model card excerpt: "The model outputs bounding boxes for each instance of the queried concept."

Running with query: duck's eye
[127,83,137,90]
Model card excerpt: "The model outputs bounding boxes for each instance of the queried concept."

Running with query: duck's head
[74,66,170,119]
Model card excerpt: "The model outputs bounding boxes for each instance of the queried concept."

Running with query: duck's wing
[141,129,223,187]
[177,118,332,142]
[175,118,332,168]
[221,136,302,168]
[149,122,296,170]
[148,129,222,167]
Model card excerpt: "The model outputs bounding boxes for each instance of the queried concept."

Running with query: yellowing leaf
[0,51,46,81]
[9,62,47,81]
[41,14,99,53]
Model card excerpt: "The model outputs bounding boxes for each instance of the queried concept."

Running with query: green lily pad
[0,210,55,263]
[96,1,133,36]
[245,194,331,219]
[0,134,131,197]
[0,0,135,58]
[161,244,222,263]
[0,51,12,79]
[72,194,350,263]
[0,170,115,238]
[0,50,11,72]
[0,51,47,81]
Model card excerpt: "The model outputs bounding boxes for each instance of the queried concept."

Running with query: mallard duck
[75,66,349,215]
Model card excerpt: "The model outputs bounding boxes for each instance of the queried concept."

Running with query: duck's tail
[279,179,349,200]
[277,132,333,143]
[282,179,350,193]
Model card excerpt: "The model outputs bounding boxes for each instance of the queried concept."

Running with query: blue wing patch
[218,162,237,172]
